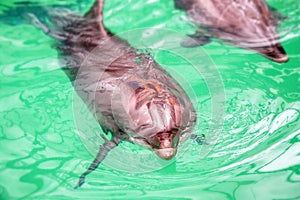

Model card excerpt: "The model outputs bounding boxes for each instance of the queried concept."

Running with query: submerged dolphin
[33,0,196,187]
[175,0,289,63]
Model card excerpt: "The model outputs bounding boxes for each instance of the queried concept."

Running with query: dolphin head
[112,76,186,160]
[251,43,289,63]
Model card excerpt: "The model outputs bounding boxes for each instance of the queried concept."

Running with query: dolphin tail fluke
[74,135,122,189]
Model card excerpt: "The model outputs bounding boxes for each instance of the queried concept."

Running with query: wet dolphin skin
[175,0,289,62]
[33,0,196,187]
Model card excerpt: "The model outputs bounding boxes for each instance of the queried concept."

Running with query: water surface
[0,0,300,199]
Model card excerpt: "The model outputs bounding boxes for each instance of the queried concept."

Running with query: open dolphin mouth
[151,131,179,160]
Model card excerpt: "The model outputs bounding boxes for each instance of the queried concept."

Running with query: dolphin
[175,0,289,63]
[32,0,196,188]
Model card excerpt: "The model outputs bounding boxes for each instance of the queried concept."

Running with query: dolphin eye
[126,81,145,93]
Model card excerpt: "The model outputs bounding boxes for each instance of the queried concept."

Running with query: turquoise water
[1,0,300,199]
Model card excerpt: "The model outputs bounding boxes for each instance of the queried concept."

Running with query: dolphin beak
[254,43,289,63]
[152,132,178,160]
[154,148,175,160]
[269,54,289,63]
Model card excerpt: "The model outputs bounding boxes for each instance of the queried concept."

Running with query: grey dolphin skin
[33,0,196,188]
[175,0,289,63]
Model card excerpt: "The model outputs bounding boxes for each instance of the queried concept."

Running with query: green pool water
[1,0,300,199]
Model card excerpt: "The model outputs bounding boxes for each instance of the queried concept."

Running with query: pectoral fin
[181,33,211,48]
[74,135,122,189]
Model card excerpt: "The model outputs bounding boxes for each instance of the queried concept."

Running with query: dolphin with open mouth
[175,0,289,63]
[32,0,197,188]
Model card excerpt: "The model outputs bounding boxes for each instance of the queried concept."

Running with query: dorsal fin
[85,0,109,37]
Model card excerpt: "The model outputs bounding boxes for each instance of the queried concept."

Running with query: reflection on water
[0,0,300,199]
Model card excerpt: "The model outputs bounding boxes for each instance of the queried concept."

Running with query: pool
[0,0,300,199]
